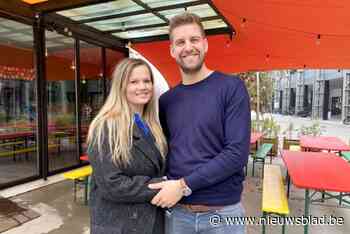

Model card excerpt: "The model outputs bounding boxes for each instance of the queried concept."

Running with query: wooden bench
[0,140,26,160]
[282,138,300,155]
[0,140,25,148]
[262,164,289,234]
[0,144,59,161]
[63,165,92,205]
[340,151,350,162]
[289,145,301,151]
[250,143,273,177]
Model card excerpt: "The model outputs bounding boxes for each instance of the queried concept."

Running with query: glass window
[0,19,33,50]
[79,42,103,153]
[79,46,125,153]
[86,13,164,31]
[46,31,79,172]
[113,26,168,39]
[112,19,227,39]
[202,19,227,30]
[58,0,143,21]
[143,0,198,8]
[106,48,126,90]
[159,4,217,19]
[0,17,38,187]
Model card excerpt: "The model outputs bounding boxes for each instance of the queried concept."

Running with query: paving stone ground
[0,196,40,233]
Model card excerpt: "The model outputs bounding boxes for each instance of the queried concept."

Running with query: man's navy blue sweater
[159,71,251,206]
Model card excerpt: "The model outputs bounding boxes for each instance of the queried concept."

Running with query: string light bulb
[70,61,76,70]
[241,18,246,28]
[316,34,321,45]
[226,33,233,48]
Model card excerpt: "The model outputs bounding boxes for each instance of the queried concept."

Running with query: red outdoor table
[80,155,88,161]
[282,150,350,234]
[300,135,350,153]
[0,131,34,141]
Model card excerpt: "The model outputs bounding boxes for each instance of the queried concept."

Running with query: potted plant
[282,122,300,150]
[298,121,323,137]
[260,115,280,160]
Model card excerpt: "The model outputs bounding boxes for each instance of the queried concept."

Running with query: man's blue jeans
[165,202,246,234]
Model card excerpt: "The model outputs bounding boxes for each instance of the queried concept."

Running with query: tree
[236,72,274,114]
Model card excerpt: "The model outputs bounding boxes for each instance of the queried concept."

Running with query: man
[149,12,251,234]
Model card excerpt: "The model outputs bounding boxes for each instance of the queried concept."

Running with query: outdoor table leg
[321,190,325,202]
[25,137,29,160]
[56,135,61,154]
[87,175,91,203]
[13,142,16,162]
[286,172,291,198]
[84,176,89,205]
[262,211,266,234]
[282,214,286,234]
[304,189,310,234]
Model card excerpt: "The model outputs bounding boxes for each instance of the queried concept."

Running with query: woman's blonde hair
[87,58,167,166]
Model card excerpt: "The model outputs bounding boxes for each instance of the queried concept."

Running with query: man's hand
[148,180,183,208]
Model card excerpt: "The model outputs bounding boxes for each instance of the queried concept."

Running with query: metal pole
[257,72,260,122]
[74,39,82,158]
[33,13,48,179]
[101,47,107,101]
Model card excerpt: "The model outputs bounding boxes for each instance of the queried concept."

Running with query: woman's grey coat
[88,125,165,234]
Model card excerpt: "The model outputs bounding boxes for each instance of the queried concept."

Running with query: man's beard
[177,56,204,74]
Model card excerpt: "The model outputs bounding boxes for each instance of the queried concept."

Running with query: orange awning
[135,0,350,87]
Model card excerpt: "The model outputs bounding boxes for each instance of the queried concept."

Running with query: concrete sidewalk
[1,180,89,234]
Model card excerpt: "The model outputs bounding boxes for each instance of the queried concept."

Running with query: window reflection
[46,31,78,172]
[0,17,38,187]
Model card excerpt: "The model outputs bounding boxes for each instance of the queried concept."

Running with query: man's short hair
[169,12,205,41]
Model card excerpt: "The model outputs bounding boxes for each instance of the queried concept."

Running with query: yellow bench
[0,140,25,148]
[262,164,289,234]
[63,165,92,179]
[0,144,59,161]
[63,166,92,205]
[289,145,301,151]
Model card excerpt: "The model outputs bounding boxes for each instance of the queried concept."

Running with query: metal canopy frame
[43,13,128,52]
[1,0,235,47]
[15,0,235,44]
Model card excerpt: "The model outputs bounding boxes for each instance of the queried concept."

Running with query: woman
[87,58,167,234]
